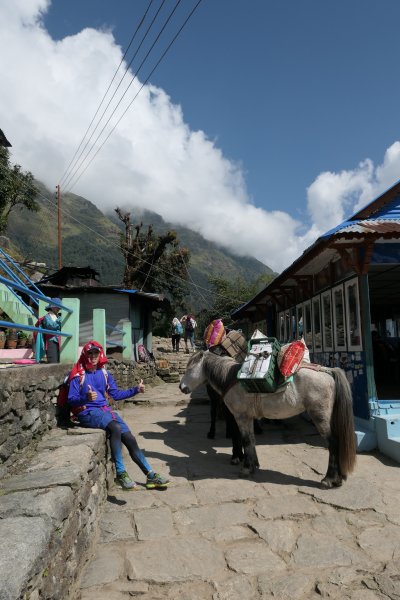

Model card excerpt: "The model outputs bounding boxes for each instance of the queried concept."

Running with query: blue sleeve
[106,372,140,401]
[68,376,85,407]
[42,314,61,332]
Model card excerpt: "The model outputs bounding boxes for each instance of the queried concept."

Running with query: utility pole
[56,185,62,269]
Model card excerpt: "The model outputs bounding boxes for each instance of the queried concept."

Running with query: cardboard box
[219,331,247,362]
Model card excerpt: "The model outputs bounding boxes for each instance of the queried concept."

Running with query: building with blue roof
[232,180,400,463]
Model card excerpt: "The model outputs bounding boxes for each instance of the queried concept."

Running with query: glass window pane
[346,279,362,349]
[296,306,303,339]
[313,297,322,350]
[322,292,333,350]
[304,302,313,348]
[284,312,291,342]
[333,286,346,349]
[278,312,285,340]
[290,308,296,340]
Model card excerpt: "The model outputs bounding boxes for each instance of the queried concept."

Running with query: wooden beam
[268,292,284,309]
[292,275,313,297]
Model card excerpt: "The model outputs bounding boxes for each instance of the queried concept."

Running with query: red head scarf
[69,340,108,381]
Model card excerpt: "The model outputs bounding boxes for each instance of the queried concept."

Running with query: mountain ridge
[7,181,276,308]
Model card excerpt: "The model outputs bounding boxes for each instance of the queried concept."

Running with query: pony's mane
[202,352,241,394]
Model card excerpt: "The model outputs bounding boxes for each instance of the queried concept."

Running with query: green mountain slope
[6,182,275,308]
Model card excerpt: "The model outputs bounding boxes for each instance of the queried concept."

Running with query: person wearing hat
[67,340,170,491]
[40,297,62,363]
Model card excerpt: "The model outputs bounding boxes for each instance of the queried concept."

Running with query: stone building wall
[0,364,68,477]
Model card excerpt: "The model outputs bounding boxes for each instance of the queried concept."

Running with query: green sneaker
[146,472,170,489]
[115,471,137,491]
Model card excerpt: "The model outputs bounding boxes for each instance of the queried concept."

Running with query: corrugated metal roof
[323,194,400,238]
[372,195,400,219]
[333,219,400,237]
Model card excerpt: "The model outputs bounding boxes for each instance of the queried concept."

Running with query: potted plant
[5,328,18,349]
[17,330,29,348]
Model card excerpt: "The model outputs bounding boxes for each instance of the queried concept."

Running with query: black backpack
[185,318,194,332]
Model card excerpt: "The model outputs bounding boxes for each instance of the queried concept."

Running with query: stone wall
[0,427,112,600]
[0,358,161,599]
[107,357,159,390]
[0,364,68,478]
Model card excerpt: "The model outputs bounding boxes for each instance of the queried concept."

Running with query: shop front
[232,182,400,462]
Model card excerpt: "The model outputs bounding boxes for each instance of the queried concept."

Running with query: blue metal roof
[322,193,400,239]
[372,194,400,219]
[113,288,165,301]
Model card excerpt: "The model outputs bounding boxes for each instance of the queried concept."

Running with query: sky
[1,0,400,273]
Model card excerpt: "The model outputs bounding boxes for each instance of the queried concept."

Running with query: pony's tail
[331,368,357,477]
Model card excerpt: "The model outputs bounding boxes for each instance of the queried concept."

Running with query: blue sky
[2,1,400,271]
[43,0,400,217]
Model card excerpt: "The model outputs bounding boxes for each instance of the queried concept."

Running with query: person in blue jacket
[37,298,62,363]
[67,340,170,491]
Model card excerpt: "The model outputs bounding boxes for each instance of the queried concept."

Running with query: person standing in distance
[41,297,62,363]
[182,314,197,353]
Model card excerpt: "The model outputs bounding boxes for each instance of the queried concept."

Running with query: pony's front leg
[235,416,259,476]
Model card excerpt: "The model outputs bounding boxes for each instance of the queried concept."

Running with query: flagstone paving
[75,382,400,600]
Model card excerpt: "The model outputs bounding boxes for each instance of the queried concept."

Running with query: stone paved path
[76,382,400,600]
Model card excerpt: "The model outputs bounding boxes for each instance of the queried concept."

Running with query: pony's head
[179,351,205,394]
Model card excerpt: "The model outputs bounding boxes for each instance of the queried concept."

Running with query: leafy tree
[0,147,39,234]
[197,273,276,334]
[115,208,190,330]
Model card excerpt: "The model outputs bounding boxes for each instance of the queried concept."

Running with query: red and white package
[278,339,306,377]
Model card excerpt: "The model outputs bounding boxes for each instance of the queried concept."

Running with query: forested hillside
[7,182,275,308]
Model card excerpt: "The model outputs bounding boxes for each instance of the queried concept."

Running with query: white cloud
[1,2,399,276]
[306,142,400,237]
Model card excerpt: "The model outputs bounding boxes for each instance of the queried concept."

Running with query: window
[289,307,296,340]
[333,285,346,350]
[321,291,333,351]
[284,311,291,342]
[312,297,322,350]
[278,311,285,341]
[296,305,303,339]
[345,278,362,350]
[304,301,313,349]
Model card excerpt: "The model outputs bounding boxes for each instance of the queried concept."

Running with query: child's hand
[138,379,145,393]
[87,384,97,401]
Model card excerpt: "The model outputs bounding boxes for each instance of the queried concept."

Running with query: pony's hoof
[230,457,243,465]
[239,467,251,478]
[321,477,343,489]
[254,422,263,435]
[207,432,215,440]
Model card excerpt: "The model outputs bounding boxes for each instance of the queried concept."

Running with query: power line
[63,0,182,191]
[58,0,155,187]
[179,248,212,308]
[65,0,201,193]
[61,0,169,190]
